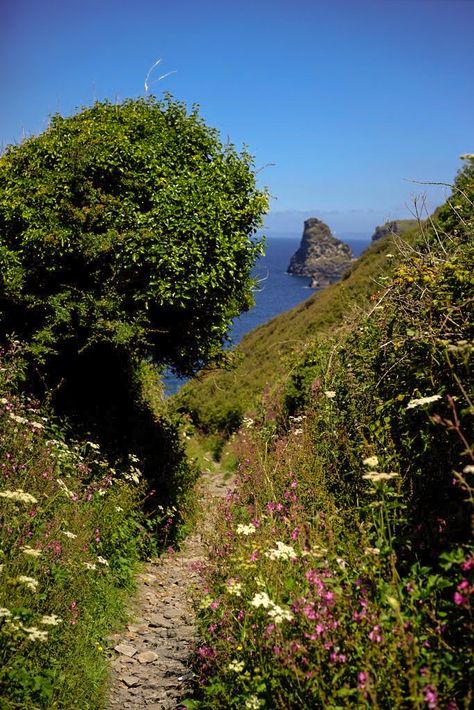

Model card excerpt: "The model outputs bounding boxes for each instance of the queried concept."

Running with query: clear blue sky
[1,0,473,235]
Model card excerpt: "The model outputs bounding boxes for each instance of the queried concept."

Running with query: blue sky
[1,0,473,235]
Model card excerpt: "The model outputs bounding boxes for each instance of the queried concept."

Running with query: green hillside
[173,223,421,433]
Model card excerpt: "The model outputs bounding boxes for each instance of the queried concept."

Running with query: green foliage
[189,159,473,708]
[173,224,421,434]
[0,356,156,708]
[0,95,267,380]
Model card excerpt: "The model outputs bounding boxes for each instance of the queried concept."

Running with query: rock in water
[287,218,353,289]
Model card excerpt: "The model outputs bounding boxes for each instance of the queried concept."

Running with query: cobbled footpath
[108,468,229,709]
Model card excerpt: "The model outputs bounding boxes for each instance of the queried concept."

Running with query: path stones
[108,466,231,709]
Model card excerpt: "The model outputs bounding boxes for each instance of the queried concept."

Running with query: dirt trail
[107,466,229,709]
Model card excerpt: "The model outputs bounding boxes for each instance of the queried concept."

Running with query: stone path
[107,465,230,709]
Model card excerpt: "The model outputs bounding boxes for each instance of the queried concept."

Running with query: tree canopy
[0,95,268,386]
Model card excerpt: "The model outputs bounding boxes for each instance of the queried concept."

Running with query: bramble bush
[189,159,473,708]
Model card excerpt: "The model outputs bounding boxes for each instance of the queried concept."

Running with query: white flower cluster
[0,607,60,640]
[226,579,243,596]
[250,591,293,625]
[236,523,256,536]
[17,575,39,591]
[362,472,399,483]
[245,695,264,709]
[324,391,336,399]
[265,541,297,561]
[228,659,245,673]
[21,546,42,558]
[363,456,379,468]
[406,394,442,409]
[62,530,77,539]
[0,489,38,504]
[56,479,76,499]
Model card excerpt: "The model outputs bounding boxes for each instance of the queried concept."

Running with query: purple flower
[423,684,438,709]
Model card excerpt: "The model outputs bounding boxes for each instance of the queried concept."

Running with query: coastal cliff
[287,217,353,288]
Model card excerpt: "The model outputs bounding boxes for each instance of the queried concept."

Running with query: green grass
[173,225,422,434]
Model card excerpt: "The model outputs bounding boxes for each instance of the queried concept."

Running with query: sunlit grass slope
[173,225,421,434]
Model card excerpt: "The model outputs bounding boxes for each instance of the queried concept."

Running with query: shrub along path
[108,464,230,709]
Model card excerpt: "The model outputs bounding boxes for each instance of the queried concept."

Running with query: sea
[163,234,371,395]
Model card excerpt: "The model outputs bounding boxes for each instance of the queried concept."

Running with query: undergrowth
[0,354,186,709]
[189,160,473,709]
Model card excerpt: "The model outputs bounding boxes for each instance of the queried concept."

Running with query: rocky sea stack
[287,218,353,288]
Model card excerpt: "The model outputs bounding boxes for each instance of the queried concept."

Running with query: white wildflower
[56,479,76,499]
[267,604,294,624]
[30,421,45,430]
[0,397,8,405]
[324,391,336,399]
[23,626,48,642]
[463,465,474,475]
[363,456,379,468]
[236,523,256,536]
[115,506,124,512]
[0,489,38,504]
[406,394,442,409]
[8,413,28,425]
[83,562,97,570]
[17,575,39,591]
[62,531,77,539]
[226,579,243,596]
[265,541,297,561]
[228,659,245,673]
[245,694,264,709]
[40,614,62,626]
[250,592,273,609]
[242,417,254,428]
[97,556,109,566]
[362,472,399,483]
[86,441,100,450]
[364,547,381,555]
[0,608,11,618]
[21,546,42,558]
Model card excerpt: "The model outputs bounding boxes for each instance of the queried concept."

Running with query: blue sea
[164,234,370,395]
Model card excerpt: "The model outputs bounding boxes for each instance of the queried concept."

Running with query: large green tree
[0,96,267,493]
[0,95,267,382]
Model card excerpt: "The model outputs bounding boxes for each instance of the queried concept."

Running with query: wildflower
[62,531,77,539]
[265,541,297,561]
[23,626,48,642]
[362,471,399,483]
[21,546,42,557]
[8,413,28,425]
[228,659,245,673]
[56,479,76,499]
[236,523,256,536]
[40,614,62,626]
[97,556,109,566]
[0,489,38,504]
[368,624,382,643]
[30,421,45,430]
[226,579,243,596]
[460,555,473,572]
[358,671,368,689]
[0,608,11,618]
[16,575,39,591]
[268,604,293,624]
[423,684,438,709]
[250,592,273,609]
[463,465,474,475]
[364,547,380,555]
[87,441,100,450]
[242,417,254,428]
[245,695,264,709]
[406,394,442,409]
[363,456,379,468]
[324,391,336,399]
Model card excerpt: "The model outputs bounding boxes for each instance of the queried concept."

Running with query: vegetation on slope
[174,223,421,435]
[189,158,473,708]
[0,96,267,708]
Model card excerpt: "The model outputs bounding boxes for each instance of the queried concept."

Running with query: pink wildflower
[423,684,438,709]
[368,624,382,643]
[460,555,473,572]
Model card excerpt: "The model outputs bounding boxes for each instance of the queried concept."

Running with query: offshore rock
[287,218,353,289]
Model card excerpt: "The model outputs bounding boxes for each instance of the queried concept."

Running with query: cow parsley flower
[250,592,272,609]
[406,394,442,409]
[21,546,42,557]
[228,659,245,673]
[265,541,297,561]
[17,575,39,591]
[236,523,256,536]
[40,614,62,626]
[0,489,38,504]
